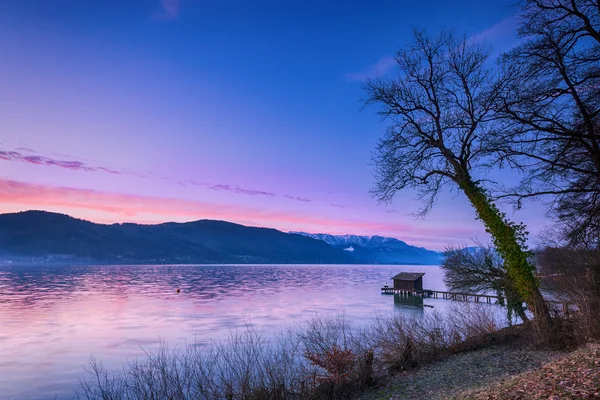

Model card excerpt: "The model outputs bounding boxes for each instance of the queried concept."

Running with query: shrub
[537,246,600,345]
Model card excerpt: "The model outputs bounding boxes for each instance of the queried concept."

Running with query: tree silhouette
[495,0,600,247]
[363,29,552,333]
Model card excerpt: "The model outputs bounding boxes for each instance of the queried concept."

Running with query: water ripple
[0,263,446,400]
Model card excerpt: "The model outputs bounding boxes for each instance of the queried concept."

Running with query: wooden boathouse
[391,272,424,291]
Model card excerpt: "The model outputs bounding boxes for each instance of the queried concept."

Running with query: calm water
[0,263,455,399]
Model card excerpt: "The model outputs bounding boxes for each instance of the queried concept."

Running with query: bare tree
[441,245,529,322]
[363,29,552,332]
[494,0,600,247]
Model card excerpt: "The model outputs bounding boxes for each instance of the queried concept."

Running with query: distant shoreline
[0,211,443,266]
[1,261,441,267]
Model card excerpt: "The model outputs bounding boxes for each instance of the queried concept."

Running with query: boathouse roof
[391,272,425,281]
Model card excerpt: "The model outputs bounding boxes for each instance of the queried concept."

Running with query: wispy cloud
[347,16,518,83]
[0,150,124,175]
[470,15,518,44]
[346,56,396,82]
[285,195,312,203]
[468,15,521,55]
[185,181,276,198]
[154,0,182,20]
[0,147,314,204]
[209,184,276,197]
[330,203,348,209]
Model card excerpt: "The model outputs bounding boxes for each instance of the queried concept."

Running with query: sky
[0,0,549,249]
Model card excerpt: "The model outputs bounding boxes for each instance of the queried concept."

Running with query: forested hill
[0,211,354,264]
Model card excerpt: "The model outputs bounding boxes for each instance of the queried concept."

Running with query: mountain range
[291,232,443,265]
[0,211,442,265]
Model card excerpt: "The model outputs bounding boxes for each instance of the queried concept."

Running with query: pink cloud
[0,179,483,248]
[346,56,396,81]
[0,147,309,202]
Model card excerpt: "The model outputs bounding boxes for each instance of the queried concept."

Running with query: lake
[1,263,460,399]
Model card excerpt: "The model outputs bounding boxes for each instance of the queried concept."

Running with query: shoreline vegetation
[74,303,599,400]
[75,304,503,400]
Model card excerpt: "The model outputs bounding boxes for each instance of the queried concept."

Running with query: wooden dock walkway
[381,287,499,304]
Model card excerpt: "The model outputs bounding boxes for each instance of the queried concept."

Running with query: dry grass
[456,343,600,400]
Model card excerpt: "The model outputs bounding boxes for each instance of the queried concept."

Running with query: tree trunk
[517,308,530,323]
[588,260,600,338]
[507,293,530,323]
[458,178,552,336]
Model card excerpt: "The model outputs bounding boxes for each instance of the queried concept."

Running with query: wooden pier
[381,287,499,304]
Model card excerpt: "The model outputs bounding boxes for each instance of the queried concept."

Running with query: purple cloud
[210,184,276,197]
[0,150,124,174]
[0,151,20,160]
[186,181,276,198]
[346,56,396,82]
[285,195,312,203]
[330,203,348,209]
[0,147,315,204]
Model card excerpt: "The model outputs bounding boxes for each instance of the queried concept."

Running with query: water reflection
[393,293,425,313]
[0,264,446,400]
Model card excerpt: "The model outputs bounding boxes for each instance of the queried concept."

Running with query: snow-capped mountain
[292,233,427,251]
[290,232,443,265]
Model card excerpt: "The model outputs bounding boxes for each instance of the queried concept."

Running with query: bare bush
[447,302,500,338]
[537,246,600,343]
[76,328,309,400]
[76,306,508,400]
[366,304,501,373]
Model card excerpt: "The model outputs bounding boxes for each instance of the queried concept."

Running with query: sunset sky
[0,0,548,249]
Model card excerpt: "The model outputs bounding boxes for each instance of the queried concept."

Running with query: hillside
[0,211,353,264]
[292,232,443,265]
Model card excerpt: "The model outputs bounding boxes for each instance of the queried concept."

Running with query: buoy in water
[176,288,181,293]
